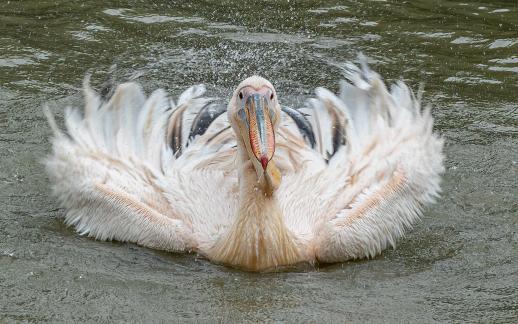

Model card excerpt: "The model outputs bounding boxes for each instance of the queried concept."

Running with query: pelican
[45,61,444,271]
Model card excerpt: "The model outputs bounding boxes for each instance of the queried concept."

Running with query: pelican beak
[239,92,281,194]
[246,94,275,170]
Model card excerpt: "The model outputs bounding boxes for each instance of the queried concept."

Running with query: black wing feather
[281,106,316,148]
[187,102,226,143]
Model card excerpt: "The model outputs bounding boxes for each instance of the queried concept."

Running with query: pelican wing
[281,61,444,262]
[44,79,234,252]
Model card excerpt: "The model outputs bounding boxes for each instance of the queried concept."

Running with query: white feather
[45,62,444,271]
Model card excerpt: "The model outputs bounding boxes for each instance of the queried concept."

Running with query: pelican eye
[238,92,243,100]
[270,92,274,100]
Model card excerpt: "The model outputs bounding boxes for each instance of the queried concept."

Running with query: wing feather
[45,79,229,252]
[280,59,444,263]
[317,62,443,262]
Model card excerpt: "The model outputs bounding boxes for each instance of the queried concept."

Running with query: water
[1,0,517,321]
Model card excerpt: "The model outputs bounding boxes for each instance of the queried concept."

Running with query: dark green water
[1,0,517,322]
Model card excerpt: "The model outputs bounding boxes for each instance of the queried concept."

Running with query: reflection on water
[0,0,517,322]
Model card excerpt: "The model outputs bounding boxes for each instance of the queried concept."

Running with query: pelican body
[45,62,444,271]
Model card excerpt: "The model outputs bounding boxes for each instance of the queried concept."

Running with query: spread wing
[279,60,444,262]
[45,60,444,265]
[44,79,236,252]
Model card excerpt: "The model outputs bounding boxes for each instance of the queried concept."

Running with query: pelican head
[228,76,282,195]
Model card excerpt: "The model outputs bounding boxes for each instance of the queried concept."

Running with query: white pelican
[45,61,444,271]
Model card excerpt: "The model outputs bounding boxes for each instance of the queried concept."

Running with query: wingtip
[42,105,63,137]
[82,74,92,92]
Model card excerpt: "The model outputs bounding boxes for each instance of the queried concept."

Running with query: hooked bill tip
[260,156,269,170]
